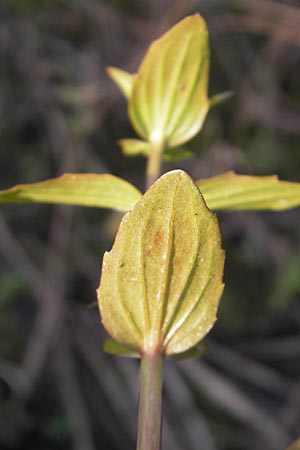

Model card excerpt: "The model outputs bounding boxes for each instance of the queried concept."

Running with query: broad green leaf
[0,173,141,212]
[129,14,209,148]
[286,439,300,450]
[118,138,150,156]
[197,171,300,211]
[107,67,133,99]
[97,170,224,356]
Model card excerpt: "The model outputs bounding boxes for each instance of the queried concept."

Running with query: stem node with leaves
[0,13,299,450]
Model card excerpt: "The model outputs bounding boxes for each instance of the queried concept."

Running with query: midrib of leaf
[166,43,208,142]
[142,183,178,347]
[156,177,179,343]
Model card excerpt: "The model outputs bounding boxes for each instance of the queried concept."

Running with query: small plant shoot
[1,12,300,450]
[128,15,209,149]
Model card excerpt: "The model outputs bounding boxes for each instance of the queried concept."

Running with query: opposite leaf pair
[108,14,210,157]
[1,171,300,212]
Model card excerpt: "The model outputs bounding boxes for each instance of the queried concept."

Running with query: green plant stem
[146,141,164,190]
[136,352,163,450]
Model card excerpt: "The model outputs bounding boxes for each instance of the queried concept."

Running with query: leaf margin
[0,173,142,213]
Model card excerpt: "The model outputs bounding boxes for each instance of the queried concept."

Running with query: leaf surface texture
[197,172,300,211]
[98,170,224,355]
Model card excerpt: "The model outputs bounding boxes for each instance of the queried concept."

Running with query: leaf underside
[0,173,141,212]
[197,171,300,211]
[97,170,224,356]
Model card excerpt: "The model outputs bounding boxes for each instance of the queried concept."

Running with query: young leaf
[0,173,142,212]
[129,14,210,148]
[106,67,133,99]
[197,172,300,211]
[209,90,234,108]
[118,139,193,161]
[118,138,150,156]
[163,146,193,161]
[97,170,224,356]
[103,336,207,360]
[103,338,140,358]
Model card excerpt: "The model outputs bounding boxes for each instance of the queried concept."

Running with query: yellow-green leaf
[129,14,210,148]
[286,439,300,450]
[118,138,150,156]
[107,67,133,99]
[0,173,141,212]
[97,170,224,356]
[197,172,300,211]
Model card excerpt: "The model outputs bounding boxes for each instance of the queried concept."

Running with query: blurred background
[0,0,300,449]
